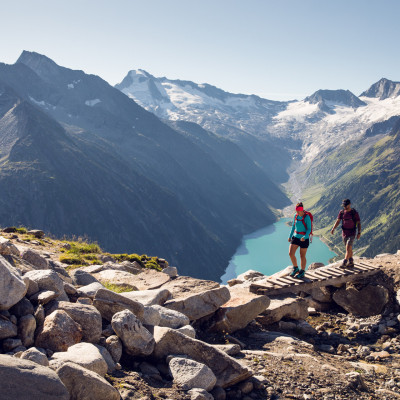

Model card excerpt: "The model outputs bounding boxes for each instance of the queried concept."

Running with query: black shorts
[291,237,310,248]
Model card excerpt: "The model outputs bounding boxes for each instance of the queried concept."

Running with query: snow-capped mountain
[115,69,288,138]
[116,72,400,168]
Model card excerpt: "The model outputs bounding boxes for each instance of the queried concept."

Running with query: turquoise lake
[220,218,337,284]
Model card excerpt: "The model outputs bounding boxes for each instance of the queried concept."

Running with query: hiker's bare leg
[289,244,299,267]
[300,248,307,270]
[345,243,353,260]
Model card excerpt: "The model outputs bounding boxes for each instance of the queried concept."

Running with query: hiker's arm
[331,219,340,234]
[357,221,361,239]
[288,215,295,241]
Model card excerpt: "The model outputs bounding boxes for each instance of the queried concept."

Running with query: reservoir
[220,218,337,284]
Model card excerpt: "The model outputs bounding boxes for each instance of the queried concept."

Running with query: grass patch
[102,282,135,293]
[15,226,28,234]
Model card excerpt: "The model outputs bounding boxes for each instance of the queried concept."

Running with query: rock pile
[1,230,400,400]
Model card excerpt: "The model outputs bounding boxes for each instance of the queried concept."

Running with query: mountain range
[116,68,400,259]
[0,51,288,281]
[1,51,399,277]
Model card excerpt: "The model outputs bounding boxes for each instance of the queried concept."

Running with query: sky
[1,0,400,101]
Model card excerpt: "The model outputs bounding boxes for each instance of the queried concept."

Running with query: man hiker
[330,198,361,268]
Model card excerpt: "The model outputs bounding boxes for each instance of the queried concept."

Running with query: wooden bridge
[249,261,381,296]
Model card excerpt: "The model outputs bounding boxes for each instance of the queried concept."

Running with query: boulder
[111,310,155,356]
[56,301,102,343]
[57,362,120,400]
[209,286,270,333]
[93,288,144,321]
[0,355,69,399]
[169,356,217,391]
[50,342,109,376]
[23,270,65,299]
[188,388,214,400]
[30,290,58,305]
[143,305,161,326]
[164,286,230,321]
[153,327,252,388]
[21,249,49,269]
[333,285,389,317]
[9,297,35,317]
[77,282,105,299]
[69,269,100,286]
[20,347,49,366]
[18,314,36,347]
[153,305,190,328]
[35,310,82,352]
[0,319,18,340]
[307,286,333,303]
[308,262,325,270]
[95,268,170,290]
[2,338,22,352]
[105,335,123,363]
[256,295,309,325]
[121,288,171,306]
[177,325,196,338]
[162,266,178,278]
[237,270,265,281]
[0,255,27,310]
[0,237,20,256]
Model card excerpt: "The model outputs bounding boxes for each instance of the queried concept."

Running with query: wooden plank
[313,270,333,279]
[303,271,324,281]
[324,268,344,277]
[356,262,380,270]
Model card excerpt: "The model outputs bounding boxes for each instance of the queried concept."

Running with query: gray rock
[177,325,196,338]
[9,297,35,317]
[212,344,241,356]
[27,230,45,239]
[20,347,49,366]
[169,356,217,391]
[105,335,123,363]
[57,362,120,400]
[94,344,116,374]
[0,237,20,256]
[143,305,161,326]
[0,319,18,340]
[30,290,58,305]
[77,282,105,298]
[3,338,22,352]
[257,295,308,325]
[153,327,252,388]
[93,288,144,321]
[25,276,40,297]
[209,285,270,333]
[0,354,69,399]
[24,270,65,300]
[63,282,77,295]
[162,266,178,278]
[333,285,389,317]
[188,388,215,400]
[56,301,102,343]
[121,288,171,306]
[308,262,325,270]
[69,268,100,286]
[164,286,230,321]
[35,310,82,352]
[236,270,265,281]
[153,305,190,328]
[21,249,49,269]
[18,314,36,347]
[0,255,27,310]
[93,269,139,290]
[111,309,155,356]
[50,342,109,376]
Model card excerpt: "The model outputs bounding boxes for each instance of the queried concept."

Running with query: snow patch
[85,99,101,107]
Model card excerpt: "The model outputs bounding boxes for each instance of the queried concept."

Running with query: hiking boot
[340,259,348,269]
[290,266,300,277]
[348,258,354,267]
[296,269,305,279]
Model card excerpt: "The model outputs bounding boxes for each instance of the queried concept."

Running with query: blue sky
[1,0,400,100]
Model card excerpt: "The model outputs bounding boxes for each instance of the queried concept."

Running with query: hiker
[330,198,361,268]
[288,202,311,278]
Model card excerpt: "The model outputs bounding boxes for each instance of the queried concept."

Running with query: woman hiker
[288,202,312,278]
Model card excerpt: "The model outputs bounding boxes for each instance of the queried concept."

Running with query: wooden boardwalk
[249,261,381,296]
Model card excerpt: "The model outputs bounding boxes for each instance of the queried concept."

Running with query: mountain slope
[0,52,289,280]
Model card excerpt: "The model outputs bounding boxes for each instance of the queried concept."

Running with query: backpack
[339,209,358,231]
[295,211,314,242]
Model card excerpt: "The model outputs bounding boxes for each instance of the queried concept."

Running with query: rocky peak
[360,78,400,100]
[304,89,366,109]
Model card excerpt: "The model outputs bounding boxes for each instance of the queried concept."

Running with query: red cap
[296,206,304,211]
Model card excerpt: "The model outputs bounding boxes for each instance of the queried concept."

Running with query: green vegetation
[112,253,142,264]
[15,227,28,234]
[59,239,102,267]
[102,282,135,293]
